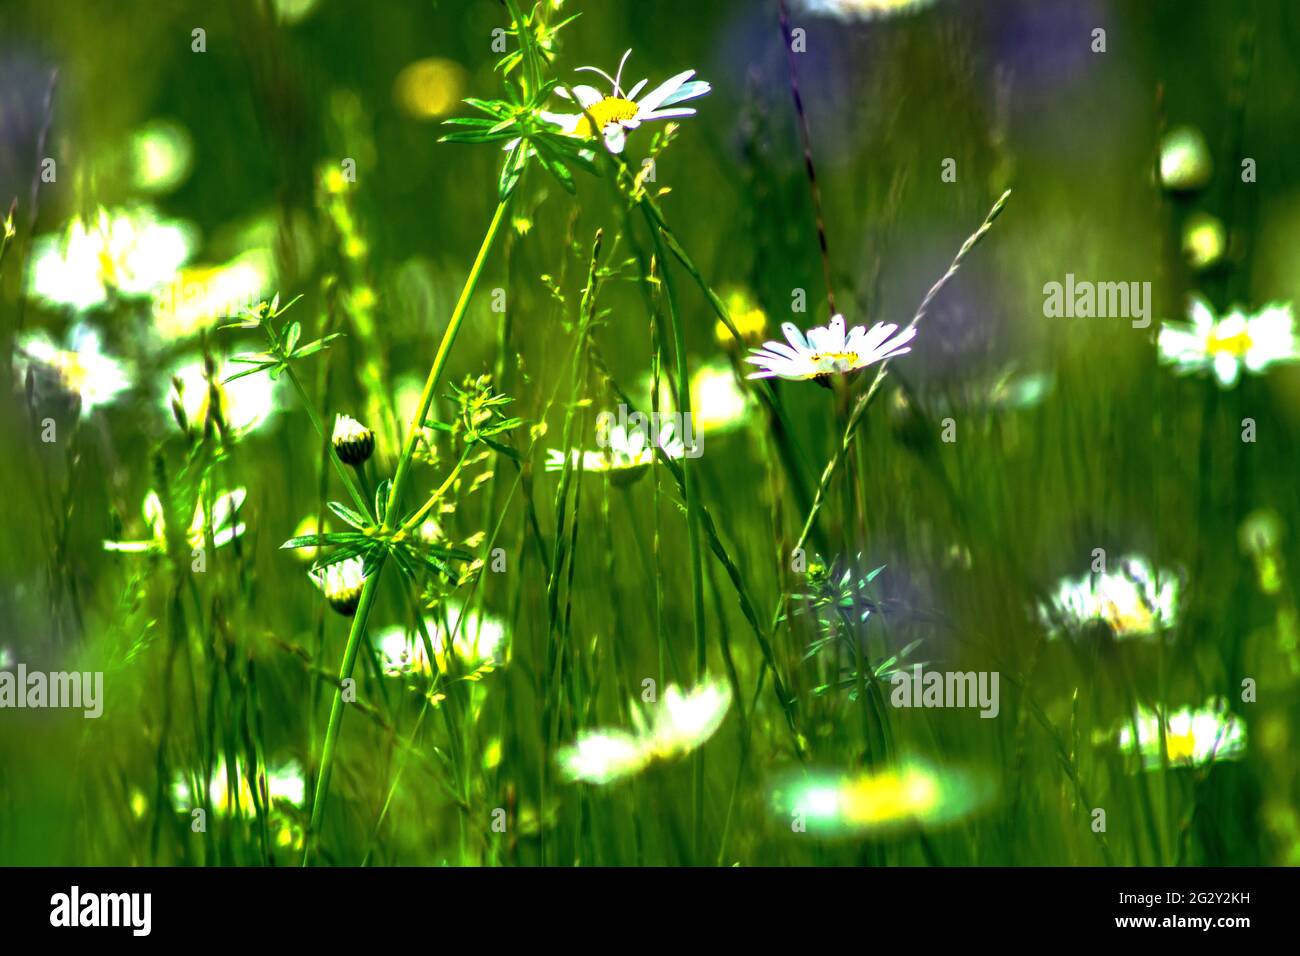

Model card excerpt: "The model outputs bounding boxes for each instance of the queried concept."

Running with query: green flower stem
[643,213,708,859]
[302,559,382,858]
[268,341,370,518]
[398,448,472,534]
[302,195,511,864]
[383,197,511,533]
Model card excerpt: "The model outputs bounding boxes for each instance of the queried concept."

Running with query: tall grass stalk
[303,196,512,863]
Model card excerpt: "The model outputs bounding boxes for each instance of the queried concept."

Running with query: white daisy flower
[745,314,917,383]
[375,602,510,677]
[544,416,685,485]
[557,678,733,785]
[540,49,710,154]
[104,487,247,555]
[15,324,131,416]
[27,205,195,312]
[170,356,277,437]
[1158,296,1299,388]
[1040,554,1181,641]
[1110,697,1247,771]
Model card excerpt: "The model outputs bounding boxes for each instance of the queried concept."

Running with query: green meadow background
[2,0,1299,865]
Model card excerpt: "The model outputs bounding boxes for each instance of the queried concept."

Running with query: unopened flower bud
[332,413,374,466]
[1159,126,1212,192]
[170,375,189,435]
[310,557,366,616]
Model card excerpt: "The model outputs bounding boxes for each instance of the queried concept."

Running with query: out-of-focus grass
[0,0,1298,867]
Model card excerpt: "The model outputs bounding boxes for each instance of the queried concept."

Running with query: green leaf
[360,545,387,577]
[311,540,374,573]
[281,531,366,550]
[463,97,511,118]
[498,140,527,201]
[440,129,513,146]
[327,501,371,530]
[374,479,392,524]
[441,117,499,128]
[534,147,574,194]
[390,546,419,580]
[481,436,520,461]
[222,364,278,384]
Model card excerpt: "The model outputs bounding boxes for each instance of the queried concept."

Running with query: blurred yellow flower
[153,250,274,341]
[130,120,194,194]
[1182,212,1225,271]
[394,58,467,120]
[715,288,767,347]
[777,761,991,835]
[1159,126,1212,192]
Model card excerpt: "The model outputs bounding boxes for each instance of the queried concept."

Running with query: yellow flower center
[1101,596,1154,635]
[53,351,91,394]
[1165,729,1198,763]
[1207,325,1253,357]
[574,97,639,137]
[98,247,122,287]
[840,769,938,825]
[810,351,860,373]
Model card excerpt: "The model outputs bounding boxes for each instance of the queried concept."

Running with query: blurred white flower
[1109,697,1247,771]
[638,679,734,762]
[545,416,685,485]
[1040,554,1181,640]
[104,487,246,555]
[171,757,304,815]
[793,0,937,21]
[556,730,648,785]
[15,324,130,416]
[1158,296,1299,388]
[27,205,195,312]
[557,678,733,784]
[375,602,509,677]
[169,357,277,437]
